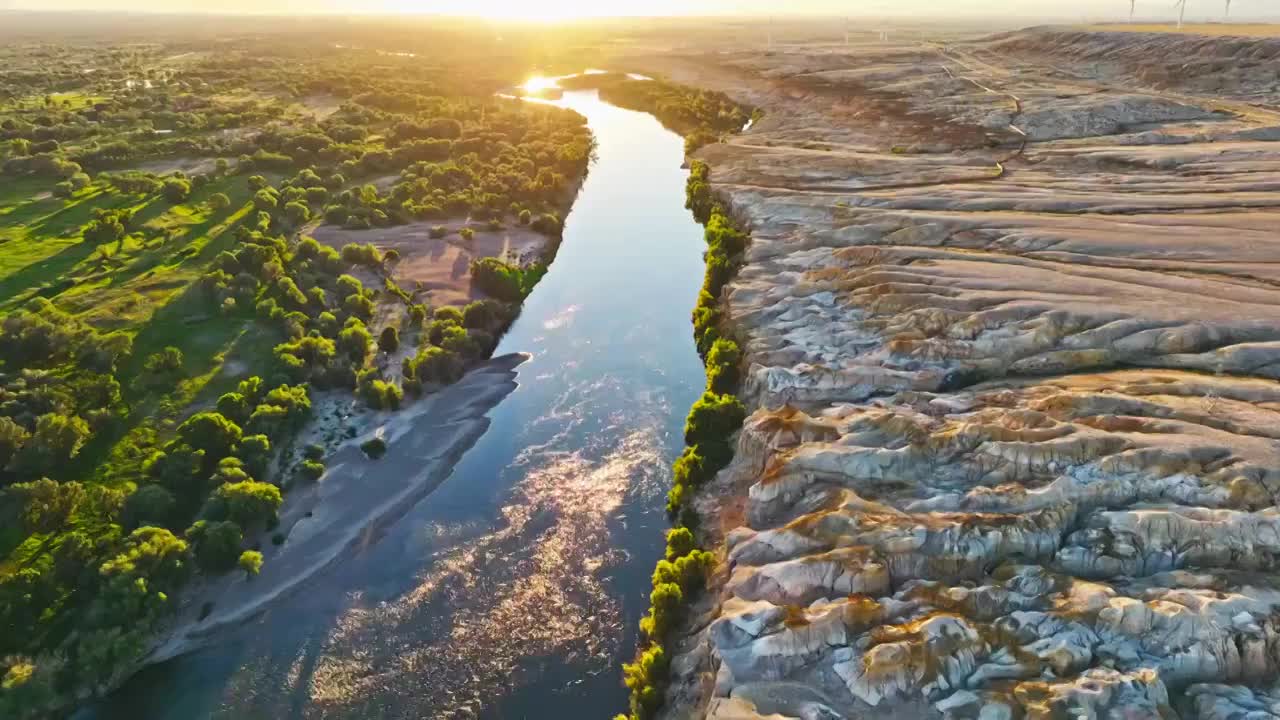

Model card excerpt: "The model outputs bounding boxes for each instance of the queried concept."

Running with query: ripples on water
[228,379,670,718]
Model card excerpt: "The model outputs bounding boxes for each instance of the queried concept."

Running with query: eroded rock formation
[638,26,1280,720]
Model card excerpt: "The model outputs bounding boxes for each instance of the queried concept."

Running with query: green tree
[215,392,250,425]
[123,485,176,529]
[208,192,231,211]
[176,412,243,459]
[144,444,206,498]
[235,434,271,478]
[338,321,373,363]
[253,188,278,211]
[11,478,85,534]
[283,201,311,226]
[463,299,507,330]
[52,531,98,586]
[206,480,282,529]
[97,525,190,591]
[0,416,30,470]
[13,413,91,476]
[408,346,462,385]
[143,346,184,376]
[185,520,244,573]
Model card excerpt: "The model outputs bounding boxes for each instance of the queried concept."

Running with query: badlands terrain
[642,25,1280,720]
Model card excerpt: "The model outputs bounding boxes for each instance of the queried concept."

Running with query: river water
[87,89,707,719]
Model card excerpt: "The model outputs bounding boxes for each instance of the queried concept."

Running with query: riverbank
[143,353,526,664]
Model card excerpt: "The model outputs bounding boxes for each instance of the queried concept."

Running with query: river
[84,88,708,719]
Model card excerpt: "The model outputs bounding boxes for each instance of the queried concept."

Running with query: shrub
[684,391,746,456]
[186,519,244,573]
[341,242,381,267]
[239,550,263,578]
[122,485,176,529]
[664,527,696,561]
[162,177,192,203]
[408,304,428,326]
[705,338,741,394]
[344,293,375,321]
[208,192,231,211]
[360,437,387,459]
[433,306,464,325]
[338,320,373,362]
[621,644,669,720]
[639,582,682,640]
[298,459,325,481]
[460,299,501,330]
[283,201,311,226]
[530,212,561,235]
[205,480,282,529]
[470,257,533,302]
[253,188,279,211]
[378,326,399,354]
[236,434,272,478]
[429,225,447,239]
[407,346,462,385]
[177,411,242,458]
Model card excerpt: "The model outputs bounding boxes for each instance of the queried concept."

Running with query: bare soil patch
[310,219,548,308]
[297,93,342,118]
[132,156,219,176]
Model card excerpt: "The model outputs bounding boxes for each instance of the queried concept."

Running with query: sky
[4,0,1278,21]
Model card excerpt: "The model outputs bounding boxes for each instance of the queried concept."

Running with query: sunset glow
[378,0,672,20]
[522,75,560,93]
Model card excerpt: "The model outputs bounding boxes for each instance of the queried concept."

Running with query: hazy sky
[6,0,1277,21]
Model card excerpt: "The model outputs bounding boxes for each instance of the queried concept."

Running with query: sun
[522,75,560,93]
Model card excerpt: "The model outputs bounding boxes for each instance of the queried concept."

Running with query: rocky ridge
[640,26,1280,720]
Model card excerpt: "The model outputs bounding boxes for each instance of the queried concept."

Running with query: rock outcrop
[636,25,1280,720]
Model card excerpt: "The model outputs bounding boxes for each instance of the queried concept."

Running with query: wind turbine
[1174,0,1187,28]
[1129,0,1136,22]
[1224,0,1232,18]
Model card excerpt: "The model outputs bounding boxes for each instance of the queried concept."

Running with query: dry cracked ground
[639,27,1280,720]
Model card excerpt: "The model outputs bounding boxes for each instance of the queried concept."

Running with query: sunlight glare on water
[522,75,560,93]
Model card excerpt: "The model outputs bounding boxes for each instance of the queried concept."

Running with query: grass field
[0,173,268,490]
[1089,23,1280,37]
